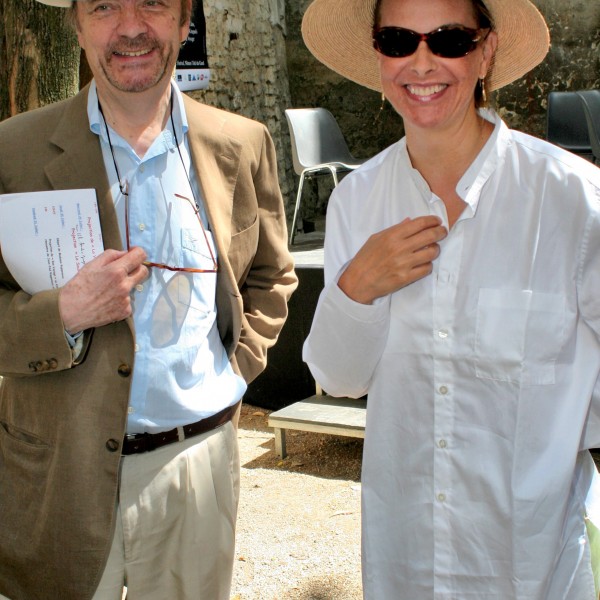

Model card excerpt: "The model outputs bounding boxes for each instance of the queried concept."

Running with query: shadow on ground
[280,575,362,599]
[239,402,363,482]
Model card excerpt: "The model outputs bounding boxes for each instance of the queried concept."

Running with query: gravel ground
[230,403,364,600]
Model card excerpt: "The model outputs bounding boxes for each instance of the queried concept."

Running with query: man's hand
[338,216,447,305]
[59,247,149,333]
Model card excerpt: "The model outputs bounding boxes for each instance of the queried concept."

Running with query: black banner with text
[175,1,210,91]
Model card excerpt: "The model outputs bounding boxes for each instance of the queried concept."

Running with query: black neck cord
[98,93,198,210]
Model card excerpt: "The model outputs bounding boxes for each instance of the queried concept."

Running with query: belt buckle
[125,432,153,453]
[141,431,157,452]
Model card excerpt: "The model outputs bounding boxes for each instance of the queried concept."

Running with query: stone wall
[189,0,295,212]
[495,0,600,134]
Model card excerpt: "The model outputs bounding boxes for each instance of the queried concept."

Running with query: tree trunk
[0,0,80,121]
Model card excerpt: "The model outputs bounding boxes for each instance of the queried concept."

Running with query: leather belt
[122,401,240,456]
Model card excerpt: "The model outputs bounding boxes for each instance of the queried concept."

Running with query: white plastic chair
[285,108,366,245]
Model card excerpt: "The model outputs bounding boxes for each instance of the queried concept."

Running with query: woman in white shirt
[302,0,600,598]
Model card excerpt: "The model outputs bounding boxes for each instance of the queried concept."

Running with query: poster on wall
[175,1,210,91]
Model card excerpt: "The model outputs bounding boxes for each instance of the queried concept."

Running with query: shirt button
[438,439,447,448]
[439,385,449,395]
[438,270,450,283]
[106,439,120,452]
[438,329,449,339]
[135,284,144,293]
[139,165,145,173]
[139,223,146,231]
[117,363,132,377]
[437,493,446,502]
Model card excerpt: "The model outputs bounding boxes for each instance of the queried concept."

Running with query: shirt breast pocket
[178,228,217,314]
[474,288,567,385]
[181,228,216,270]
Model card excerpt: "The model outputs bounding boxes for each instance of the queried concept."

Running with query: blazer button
[48,359,58,370]
[28,362,38,372]
[117,363,132,377]
[106,439,120,452]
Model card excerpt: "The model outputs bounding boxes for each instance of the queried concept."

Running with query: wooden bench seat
[267,394,366,458]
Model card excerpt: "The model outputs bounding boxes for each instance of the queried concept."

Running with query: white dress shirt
[304,110,600,599]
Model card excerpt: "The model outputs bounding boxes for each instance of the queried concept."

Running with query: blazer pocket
[0,420,50,448]
[228,218,259,281]
[230,206,258,238]
[0,421,52,545]
[475,288,567,385]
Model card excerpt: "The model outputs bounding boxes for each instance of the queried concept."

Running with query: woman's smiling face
[376,0,496,136]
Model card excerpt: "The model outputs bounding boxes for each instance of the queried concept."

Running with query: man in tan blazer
[0,0,297,598]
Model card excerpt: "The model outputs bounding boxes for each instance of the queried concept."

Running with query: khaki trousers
[93,420,240,600]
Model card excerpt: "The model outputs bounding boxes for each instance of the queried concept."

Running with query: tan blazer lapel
[182,95,242,258]
[42,87,135,339]
[183,96,243,356]
[45,87,124,253]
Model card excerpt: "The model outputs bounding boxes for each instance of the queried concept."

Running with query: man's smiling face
[75,0,190,96]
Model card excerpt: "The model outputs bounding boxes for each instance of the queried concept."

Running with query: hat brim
[302,0,550,93]
[35,0,73,7]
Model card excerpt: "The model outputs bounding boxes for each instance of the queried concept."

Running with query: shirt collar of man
[87,79,189,145]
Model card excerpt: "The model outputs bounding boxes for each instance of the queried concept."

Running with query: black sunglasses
[373,25,488,59]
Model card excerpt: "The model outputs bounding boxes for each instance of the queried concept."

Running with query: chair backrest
[576,90,600,163]
[284,108,358,175]
[547,91,592,157]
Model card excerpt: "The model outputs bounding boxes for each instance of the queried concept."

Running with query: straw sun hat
[301,0,550,92]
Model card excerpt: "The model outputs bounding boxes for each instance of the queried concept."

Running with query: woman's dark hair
[373,0,495,107]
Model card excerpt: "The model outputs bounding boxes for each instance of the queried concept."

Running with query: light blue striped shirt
[88,81,246,433]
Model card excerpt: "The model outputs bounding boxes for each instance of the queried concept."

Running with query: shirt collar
[399,109,505,218]
[87,79,189,144]
[456,109,502,213]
